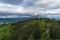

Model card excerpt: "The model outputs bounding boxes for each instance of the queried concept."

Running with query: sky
[0,0,60,18]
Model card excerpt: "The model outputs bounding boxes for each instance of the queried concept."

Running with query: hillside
[0,18,60,40]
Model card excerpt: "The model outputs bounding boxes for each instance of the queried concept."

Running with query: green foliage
[0,18,60,40]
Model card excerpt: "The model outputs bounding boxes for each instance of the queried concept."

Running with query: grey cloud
[0,0,38,6]
[22,0,38,7]
[0,0,23,5]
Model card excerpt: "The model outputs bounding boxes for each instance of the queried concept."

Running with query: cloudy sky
[0,0,60,18]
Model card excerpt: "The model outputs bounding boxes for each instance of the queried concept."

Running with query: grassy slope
[0,18,59,40]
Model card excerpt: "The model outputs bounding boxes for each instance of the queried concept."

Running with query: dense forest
[0,18,60,40]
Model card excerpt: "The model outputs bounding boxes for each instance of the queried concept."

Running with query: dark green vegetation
[0,18,60,40]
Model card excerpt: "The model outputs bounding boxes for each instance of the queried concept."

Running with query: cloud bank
[0,0,60,18]
[0,15,31,18]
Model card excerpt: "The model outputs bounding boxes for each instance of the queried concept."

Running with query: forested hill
[0,18,60,40]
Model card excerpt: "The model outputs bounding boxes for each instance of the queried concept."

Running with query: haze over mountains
[0,12,60,20]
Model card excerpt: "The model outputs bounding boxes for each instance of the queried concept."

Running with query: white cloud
[0,3,14,7]
[33,0,60,15]
[47,9,60,14]
[0,3,18,13]
[0,3,40,15]
[48,0,60,8]
[0,3,27,14]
